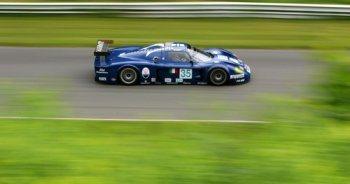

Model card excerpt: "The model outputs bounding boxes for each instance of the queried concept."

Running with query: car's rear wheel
[209,68,228,86]
[119,67,138,85]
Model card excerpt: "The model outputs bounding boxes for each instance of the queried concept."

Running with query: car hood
[213,55,245,66]
[204,48,245,66]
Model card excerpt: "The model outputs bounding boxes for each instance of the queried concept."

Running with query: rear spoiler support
[94,40,113,56]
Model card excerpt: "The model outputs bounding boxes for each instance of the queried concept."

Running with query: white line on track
[0,116,266,124]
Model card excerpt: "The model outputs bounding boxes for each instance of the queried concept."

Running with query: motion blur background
[0,0,349,183]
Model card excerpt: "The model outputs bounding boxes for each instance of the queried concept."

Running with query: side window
[167,51,191,62]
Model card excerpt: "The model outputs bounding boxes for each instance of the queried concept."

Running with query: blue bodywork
[94,42,251,85]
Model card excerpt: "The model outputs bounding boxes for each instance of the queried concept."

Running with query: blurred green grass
[1,0,350,5]
[0,119,265,184]
[0,118,349,184]
[0,15,350,49]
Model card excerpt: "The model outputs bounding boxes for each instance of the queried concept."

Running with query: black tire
[209,68,228,86]
[118,67,138,85]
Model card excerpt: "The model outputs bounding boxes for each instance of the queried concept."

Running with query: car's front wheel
[118,67,138,85]
[209,68,228,86]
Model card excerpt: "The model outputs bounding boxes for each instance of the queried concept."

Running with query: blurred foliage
[1,0,350,5]
[0,15,350,49]
[312,52,350,121]
[0,53,350,183]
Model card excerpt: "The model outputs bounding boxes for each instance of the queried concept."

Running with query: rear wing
[94,40,113,56]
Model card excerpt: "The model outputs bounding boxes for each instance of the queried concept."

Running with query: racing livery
[94,40,251,86]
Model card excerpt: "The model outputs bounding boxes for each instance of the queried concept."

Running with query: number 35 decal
[179,68,192,79]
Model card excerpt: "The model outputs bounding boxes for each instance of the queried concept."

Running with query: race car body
[94,40,251,86]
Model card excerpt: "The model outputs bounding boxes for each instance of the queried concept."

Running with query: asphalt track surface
[0,47,314,121]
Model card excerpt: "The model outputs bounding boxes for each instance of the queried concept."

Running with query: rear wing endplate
[94,40,113,56]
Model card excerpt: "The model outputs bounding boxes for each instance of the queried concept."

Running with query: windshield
[187,47,213,62]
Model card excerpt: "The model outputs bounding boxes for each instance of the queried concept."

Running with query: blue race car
[94,40,251,86]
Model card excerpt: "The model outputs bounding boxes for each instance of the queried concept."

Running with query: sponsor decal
[96,41,104,52]
[164,78,172,83]
[212,50,220,55]
[171,43,185,47]
[98,77,107,81]
[217,55,229,60]
[183,82,191,85]
[236,79,245,83]
[96,68,108,74]
[179,68,192,79]
[176,78,183,83]
[151,78,156,82]
[111,78,116,81]
[230,74,245,79]
[169,68,179,75]
[141,67,150,79]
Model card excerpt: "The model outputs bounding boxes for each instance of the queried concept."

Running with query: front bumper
[229,64,251,84]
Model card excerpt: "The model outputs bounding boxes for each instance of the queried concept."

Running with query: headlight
[234,67,244,74]
[245,65,251,73]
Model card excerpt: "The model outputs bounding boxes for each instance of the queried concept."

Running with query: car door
[157,50,195,84]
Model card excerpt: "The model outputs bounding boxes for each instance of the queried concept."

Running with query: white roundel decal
[141,67,150,79]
